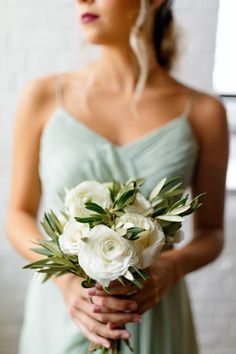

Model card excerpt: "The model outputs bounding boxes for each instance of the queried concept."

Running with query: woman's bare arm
[5,78,49,262]
[161,94,229,281]
[5,76,74,285]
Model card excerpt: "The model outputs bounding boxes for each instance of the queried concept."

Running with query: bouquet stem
[88,324,134,354]
[88,339,120,354]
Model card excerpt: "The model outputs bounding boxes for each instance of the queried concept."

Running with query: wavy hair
[129,0,178,119]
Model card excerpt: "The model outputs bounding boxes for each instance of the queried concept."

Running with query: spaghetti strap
[184,90,197,117]
[55,74,63,107]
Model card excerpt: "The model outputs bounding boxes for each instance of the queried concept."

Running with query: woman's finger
[75,309,131,341]
[91,295,138,312]
[75,297,141,325]
[74,317,111,349]
[90,284,137,296]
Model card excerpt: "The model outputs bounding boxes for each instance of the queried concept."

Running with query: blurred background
[0,1,235,354]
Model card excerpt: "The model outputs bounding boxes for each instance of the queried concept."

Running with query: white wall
[1,1,235,354]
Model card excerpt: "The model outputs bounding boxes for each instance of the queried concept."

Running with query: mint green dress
[19,90,200,354]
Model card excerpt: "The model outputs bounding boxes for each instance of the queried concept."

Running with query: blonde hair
[129,0,178,119]
[129,0,153,119]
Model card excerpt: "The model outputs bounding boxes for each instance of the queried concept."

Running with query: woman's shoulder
[177,84,229,158]
[171,78,227,139]
[189,88,228,144]
[22,68,88,108]
[16,74,55,123]
[16,72,74,131]
[191,88,226,123]
[20,73,63,110]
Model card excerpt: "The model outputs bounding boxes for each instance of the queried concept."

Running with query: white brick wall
[1,1,235,354]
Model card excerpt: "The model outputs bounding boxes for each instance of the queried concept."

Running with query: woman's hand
[91,253,177,327]
[54,273,141,349]
[129,254,177,315]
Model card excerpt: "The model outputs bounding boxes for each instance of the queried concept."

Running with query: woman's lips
[81,14,99,24]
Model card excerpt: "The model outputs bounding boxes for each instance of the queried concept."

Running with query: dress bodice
[38,105,199,210]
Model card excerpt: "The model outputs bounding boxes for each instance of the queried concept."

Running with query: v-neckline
[50,106,191,150]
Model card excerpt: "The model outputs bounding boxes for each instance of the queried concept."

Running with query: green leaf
[113,210,125,217]
[149,178,167,201]
[169,194,189,211]
[112,178,142,210]
[126,227,145,235]
[152,206,168,217]
[103,286,111,294]
[162,189,184,198]
[30,247,53,257]
[142,207,154,217]
[161,176,182,191]
[84,202,107,215]
[118,276,126,286]
[40,218,55,240]
[151,198,164,208]
[168,205,191,215]
[81,278,96,288]
[38,265,72,272]
[42,272,53,283]
[75,215,103,223]
[165,181,182,193]
[131,278,144,289]
[109,180,122,202]
[49,209,63,234]
[49,257,73,266]
[23,258,50,269]
[114,189,136,209]
[132,266,150,280]
[44,213,55,233]
[163,222,182,236]
[38,240,62,256]
[156,215,185,222]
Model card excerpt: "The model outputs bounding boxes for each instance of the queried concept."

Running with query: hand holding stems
[88,253,177,330]
[55,273,141,349]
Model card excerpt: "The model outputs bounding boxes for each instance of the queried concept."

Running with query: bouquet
[24,176,204,354]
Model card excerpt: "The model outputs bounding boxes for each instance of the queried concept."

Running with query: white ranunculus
[78,224,139,287]
[124,192,152,214]
[64,180,112,217]
[118,212,165,269]
[59,219,91,255]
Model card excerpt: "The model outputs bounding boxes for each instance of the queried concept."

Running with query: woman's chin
[81,33,115,46]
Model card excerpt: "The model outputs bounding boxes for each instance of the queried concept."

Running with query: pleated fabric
[19,106,200,354]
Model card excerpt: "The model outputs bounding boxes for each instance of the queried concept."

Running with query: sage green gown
[18,88,200,354]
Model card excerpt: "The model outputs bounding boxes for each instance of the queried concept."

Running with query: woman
[6,0,229,353]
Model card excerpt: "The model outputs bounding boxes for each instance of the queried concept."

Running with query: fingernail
[104,341,110,348]
[121,332,130,339]
[129,303,137,311]
[88,289,97,296]
[133,316,141,323]
[93,305,101,313]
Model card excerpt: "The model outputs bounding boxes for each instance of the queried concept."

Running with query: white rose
[78,224,138,287]
[124,192,152,214]
[59,219,91,255]
[64,180,112,217]
[118,212,165,269]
